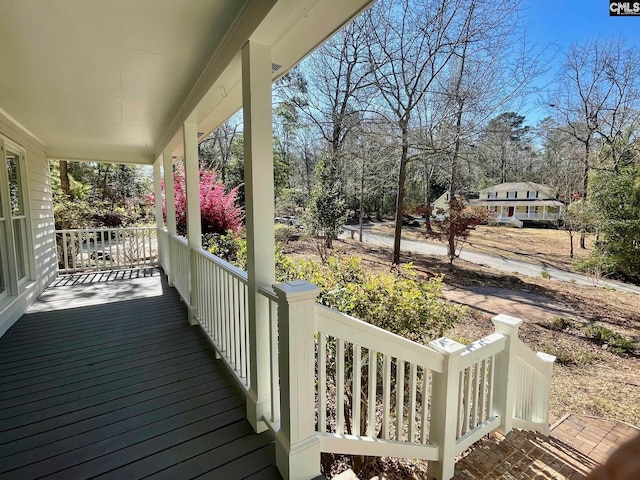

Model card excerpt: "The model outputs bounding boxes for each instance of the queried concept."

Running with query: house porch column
[152,157,165,267]
[183,119,201,325]
[242,39,276,433]
[162,146,177,285]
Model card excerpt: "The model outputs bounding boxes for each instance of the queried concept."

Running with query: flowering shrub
[155,166,243,237]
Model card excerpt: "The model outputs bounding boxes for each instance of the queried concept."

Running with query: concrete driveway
[345,229,640,295]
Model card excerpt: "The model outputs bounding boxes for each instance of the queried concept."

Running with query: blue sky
[525,0,640,46]
[521,0,640,125]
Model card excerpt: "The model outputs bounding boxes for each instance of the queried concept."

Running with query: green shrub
[540,270,551,280]
[545,317,574,331]
[204,231,246,266]
[274,223,297,244]
[585,325,636,355]
[279,256,468,343]
[541,345,574,366]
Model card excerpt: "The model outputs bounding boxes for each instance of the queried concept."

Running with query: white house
[470,182,564,226]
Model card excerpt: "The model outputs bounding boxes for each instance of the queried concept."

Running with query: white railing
[514,213,560,221]
[154,238,555,480]
[55,227,157,274]
[259,286,281,425]
[168,233,190,303]
[194,247,251,388]
[512,338,555,433]
[313,303,442,461]
[270,283,555,480]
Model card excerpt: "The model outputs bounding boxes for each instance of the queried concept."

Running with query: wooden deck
[0,269,281,480]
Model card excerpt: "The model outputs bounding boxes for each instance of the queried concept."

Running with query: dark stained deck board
[0,269,281,480]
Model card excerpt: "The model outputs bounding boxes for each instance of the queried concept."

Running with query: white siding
[0,111,57,336]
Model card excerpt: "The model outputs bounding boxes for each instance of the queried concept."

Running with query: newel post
[273,280,321,480]
[427,337,466,480]
[491,314,523,435]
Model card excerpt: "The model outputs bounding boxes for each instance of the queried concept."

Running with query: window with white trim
[0,178,6,301]
[487,192,497,199]
[507,191,517,199]
[0,139,32,299]
[527,191,538,199]
[7,150,28,282]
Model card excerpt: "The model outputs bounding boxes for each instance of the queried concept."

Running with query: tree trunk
[447,94,465,263]
[60,160,71,197]
[569,230,574,258]
[580,152,589,249]
[359,169,365,243]
[392,124,409,265]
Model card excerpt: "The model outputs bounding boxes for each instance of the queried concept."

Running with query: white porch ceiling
[0,0,374,165]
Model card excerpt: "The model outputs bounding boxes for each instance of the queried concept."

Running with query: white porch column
[183,119,201,326]
[242,39,276,433]
[153,158,164,230]
[492,314,523,435]
[162,146,177,285]
[152,157,165,269]
[273,281,321,480]
[427,338,466,480]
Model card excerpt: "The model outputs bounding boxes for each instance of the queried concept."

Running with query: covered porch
[0,1,557,478]
[0,269,280,479]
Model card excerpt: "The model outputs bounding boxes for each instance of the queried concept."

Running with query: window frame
[0,137,33,299]
[507,191,517,199]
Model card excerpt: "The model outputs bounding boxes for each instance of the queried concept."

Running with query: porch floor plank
[0,269,281,480]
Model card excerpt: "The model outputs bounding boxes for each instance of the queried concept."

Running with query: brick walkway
[453,415,639,479]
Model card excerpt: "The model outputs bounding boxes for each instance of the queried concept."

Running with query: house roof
[0,0,373,164]
[479,182,555,193]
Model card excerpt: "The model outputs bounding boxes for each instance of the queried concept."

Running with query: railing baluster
[367,349,377,437]
[396,359,404,441]
[141,229,147,267]
[473,362,481,428]
[226,273,234,365]
[480,359,488,422]
[409,362,417,442]
[488,354,495,417]
[269,295,279,423]
[116,230,121,269]
[457,369,464,437]
[244,284,250,381]
[464,366,472,434]
[62,231,68,272]
[318,333,327,433]
[239,283,247,377]
[234,277,241,369]
[353,344,361,436]
[336,338,345,434]
[383,353,391,439]
[420,368,429,444]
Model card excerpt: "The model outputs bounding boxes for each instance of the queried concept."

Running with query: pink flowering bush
[155,166,243,237]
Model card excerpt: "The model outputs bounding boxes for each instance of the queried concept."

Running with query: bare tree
[420,0,541,261]
[365,0,467,264]
[548,36,640,248]
[294,17,374,247]
[199,120,240,184]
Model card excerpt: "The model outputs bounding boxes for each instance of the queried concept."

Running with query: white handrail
[55,227,158,274]
[272,287,555,480]
[152,240,555,480]
[191,246,250,388]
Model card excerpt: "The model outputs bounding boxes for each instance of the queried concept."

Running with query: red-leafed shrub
[154,166,243,237]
